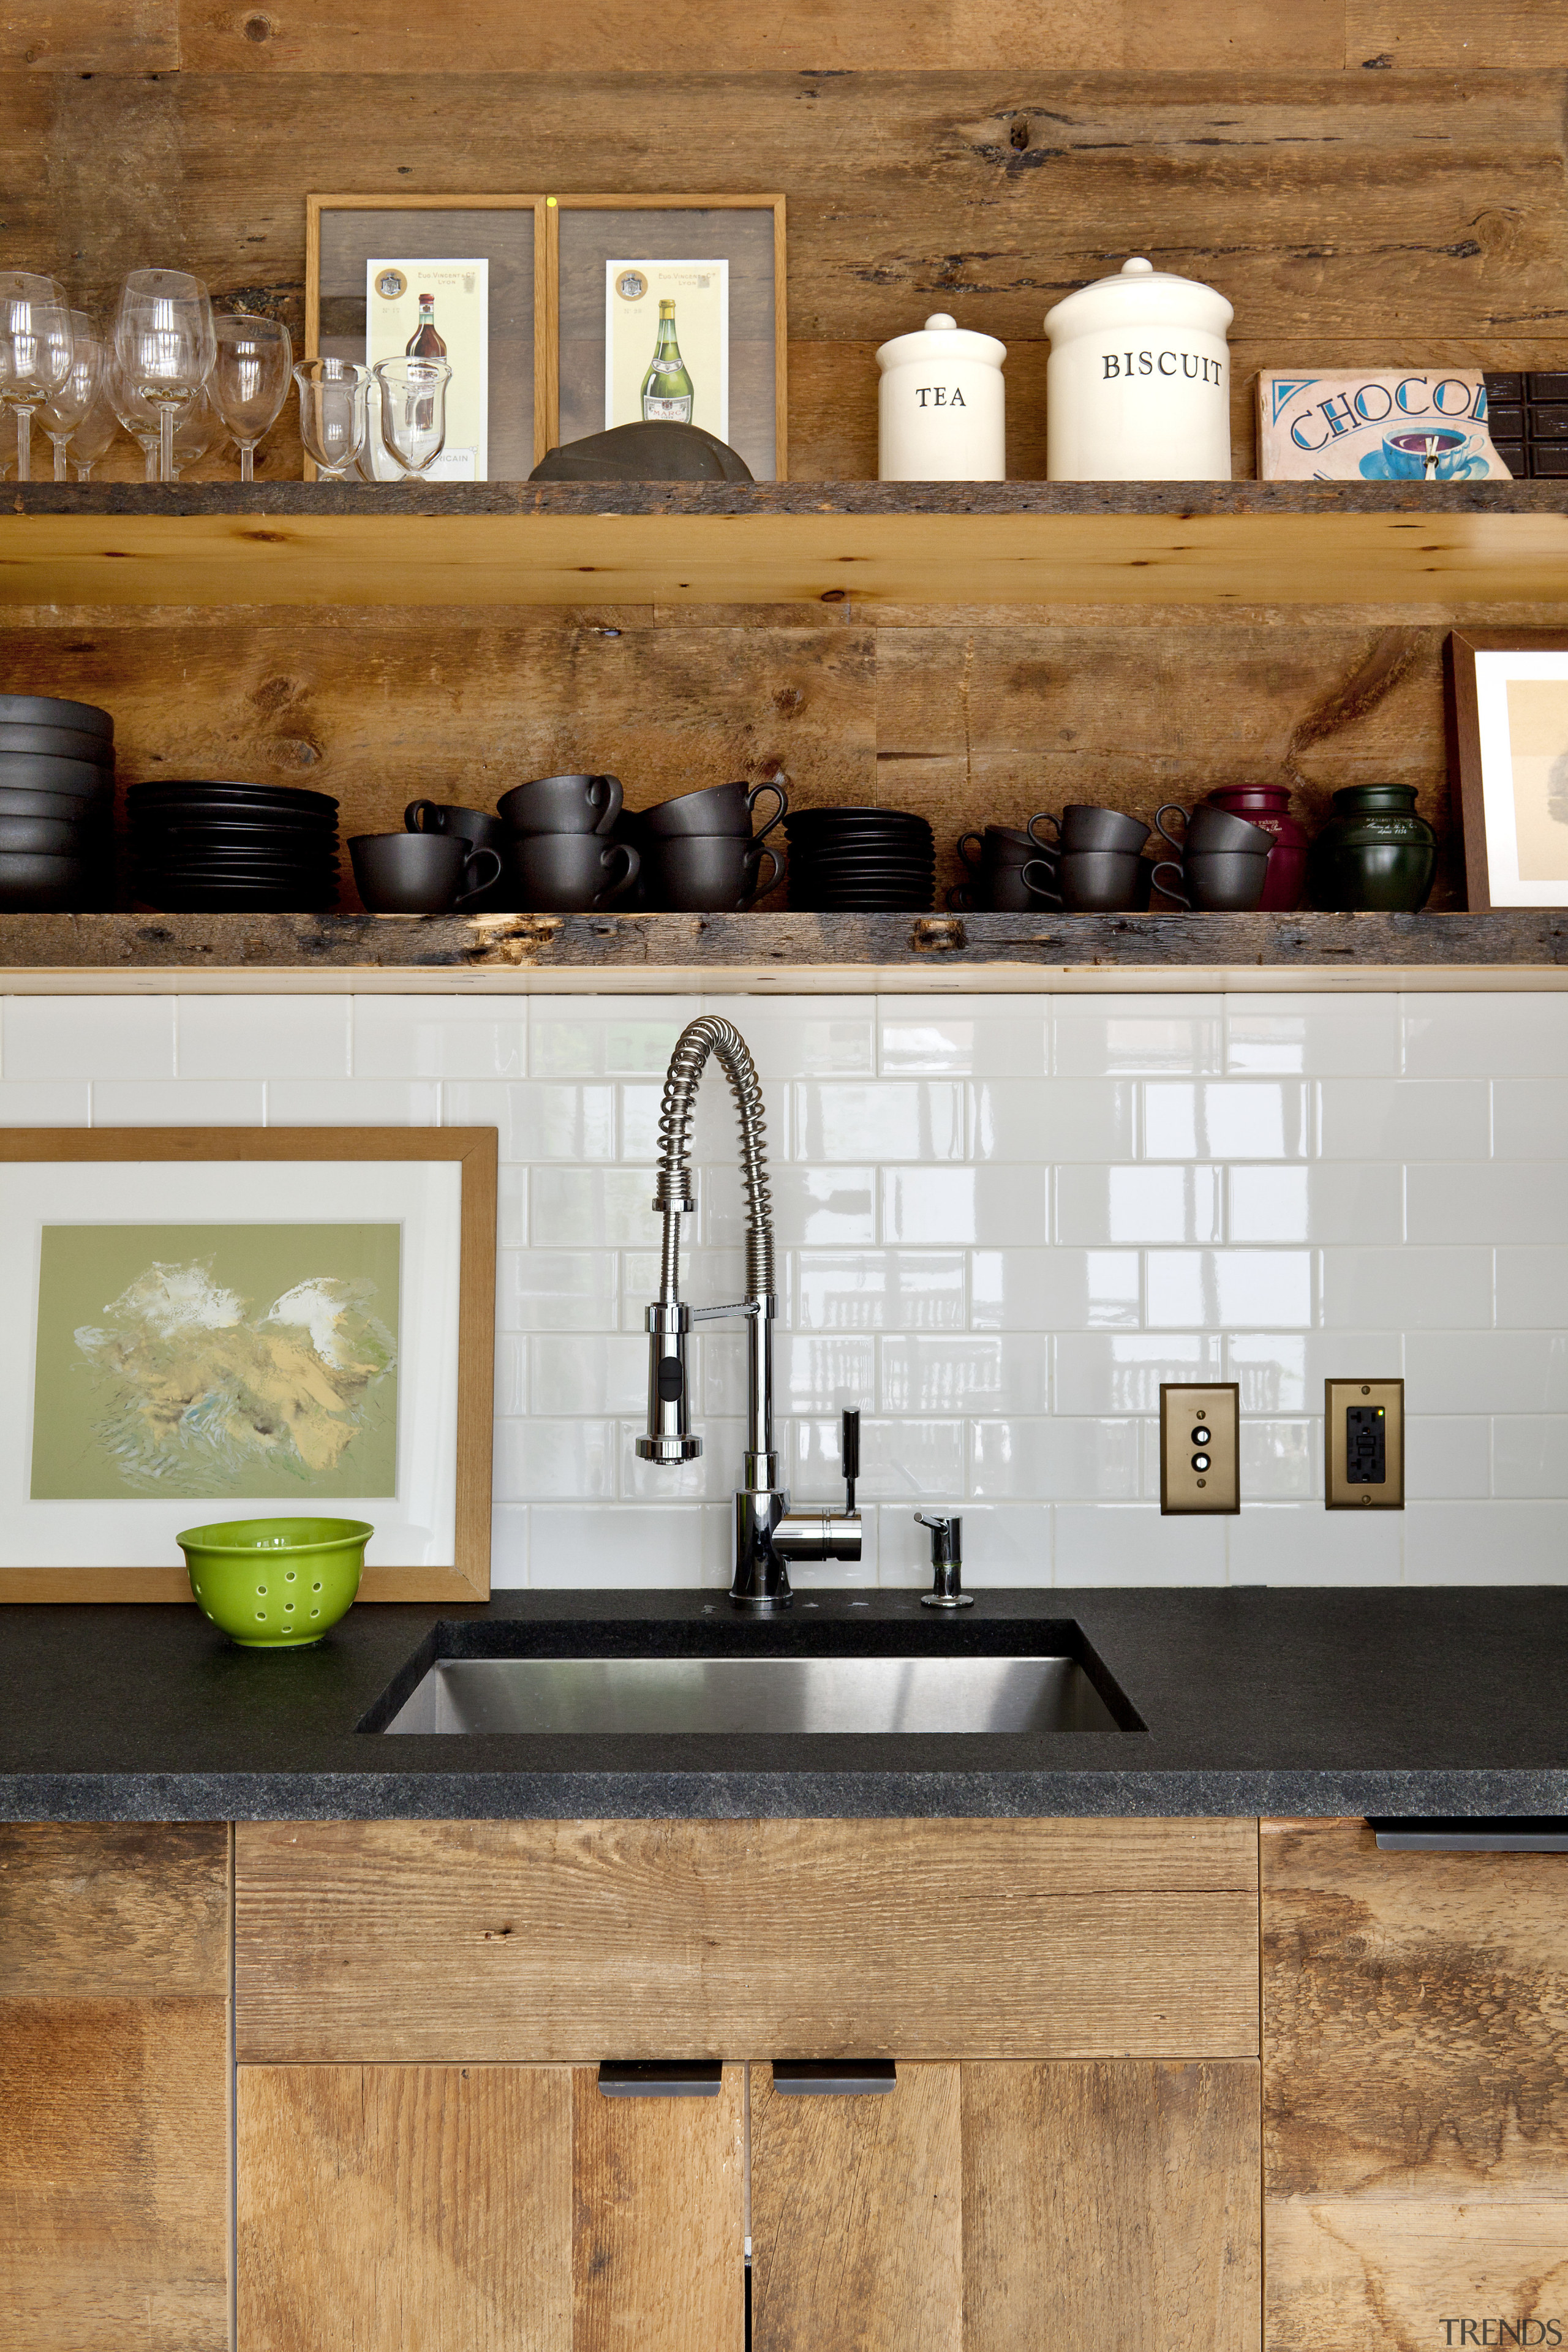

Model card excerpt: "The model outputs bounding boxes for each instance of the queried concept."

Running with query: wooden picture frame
[305,194,550,480]
[548,194,788,479]
[0,1128,497,1605]
[1447,628,1568,911]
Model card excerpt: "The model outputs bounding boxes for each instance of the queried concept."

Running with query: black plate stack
[129,781,341,910]
[784,806,936,911]
[0,693,116,909]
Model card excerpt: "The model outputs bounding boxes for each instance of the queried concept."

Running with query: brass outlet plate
[1325,1377,1404,1509]
[1159,1383,1240,1514]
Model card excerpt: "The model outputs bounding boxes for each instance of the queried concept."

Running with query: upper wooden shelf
[2,482,1566,609]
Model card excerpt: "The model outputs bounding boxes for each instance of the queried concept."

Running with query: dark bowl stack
[0,693,116,909]
[128,781,341,911]
[784,806,935,912]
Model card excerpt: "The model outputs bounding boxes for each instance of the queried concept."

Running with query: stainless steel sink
[381,1652,1124,1736]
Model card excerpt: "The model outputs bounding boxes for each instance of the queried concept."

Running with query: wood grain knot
[242,12,275,40]
[911,918,967,953]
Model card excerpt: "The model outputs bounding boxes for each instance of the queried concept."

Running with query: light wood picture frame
[306,194,550,480]
[549,194,788,479]
[0,1128,496,1605]
[1446,628,1568,911]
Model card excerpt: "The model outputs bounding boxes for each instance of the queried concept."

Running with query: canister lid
[1043,255,1234,341]
[876,312,1008,371]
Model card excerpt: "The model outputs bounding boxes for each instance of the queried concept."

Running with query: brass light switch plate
[1325,1378,1404,1509]
[1159,1383,1240,1514]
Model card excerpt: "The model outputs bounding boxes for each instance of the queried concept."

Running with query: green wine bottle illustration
[641,300,694,424]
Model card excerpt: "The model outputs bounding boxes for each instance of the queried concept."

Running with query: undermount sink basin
[366,1610,1141,1737]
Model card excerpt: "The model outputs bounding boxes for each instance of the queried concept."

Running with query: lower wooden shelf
[0,909,1558,992]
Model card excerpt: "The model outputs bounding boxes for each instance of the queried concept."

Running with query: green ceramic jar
[1309,784,1437,912]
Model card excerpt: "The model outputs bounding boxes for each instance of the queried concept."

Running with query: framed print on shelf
[306,194,547,479]
[549,194,788,480]
[1447,628,1568,909]
[0,1128,496,1604]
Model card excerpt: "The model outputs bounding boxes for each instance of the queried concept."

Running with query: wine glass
[0,271,74,482]
[110,360,161,481]
[40,311,105,481]
[66,382,121,480]
[293,356,369,481]
[114,268,216,484]
[211,312,292,482]
[372,357,451,479]
[167,384,220,480]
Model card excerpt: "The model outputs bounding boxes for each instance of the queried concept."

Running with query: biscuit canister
[876,312,1007,481]
[1044,257,1233,480]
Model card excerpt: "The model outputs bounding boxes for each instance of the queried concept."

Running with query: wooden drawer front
[1263,1816,1568,2351]
[235,1816,1259,2064]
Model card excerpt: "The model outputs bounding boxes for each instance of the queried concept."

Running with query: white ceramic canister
[1043,257,1234,481]
[875,312,1007,481]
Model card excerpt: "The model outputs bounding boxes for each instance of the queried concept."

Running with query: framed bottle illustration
[605,260,728,440]
[365,258,489,480]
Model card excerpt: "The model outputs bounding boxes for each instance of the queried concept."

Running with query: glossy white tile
[1054,1502,1226,1586]
[6,995,175,1082]
[0,1080,89,1125]
[1402,1499,1568,1582]
[1491,1079,1568,1159]
[529,995,699,1078]
[1319,1247,1492,1332]
[1053,996,1223,1077]
[880,1335,1048,1416]
[1313,1077,1491,1161]
[447,1081,616,1162]
[1406,1415,1491,1499]
[704,994,876,1079]
[1225,1330,1403,1414]
[1057,1164,1221,1246]
[1145,1250,1313,1330]
[530,1165,665,1248]
[970,1417,1140,1500]
[1227,1504,1401,1586]
[1239,1417,1316,1499]
[353,995,527,1079]
[1406,1332,1568,1416]
[880,996,1049,1077]
[1224,994,1401,1076]
[1402,992,1568,1078]
[621,1419,744,1501]
[706,1329,875,1417]
[794,1413,965,1502]
[1144,1080,1308,1162]
[529,1503,731,1588]
[268,1078,442,1126]
[493,1417,616,1501]
[497,1247,617,1332]
[970,1248,1141,1332]
[495,1336,529,1417]
[1054,1333,1224,1415]
[881,1165,1048,1246]
[1227,1164,1403,1245]
[92,1079,265,1125]
[490,1503,530,1588]
[529,1333,648,1416]
[179,993,350,1079]
[976,1077,1134,1163]
[1492,1417,1568,1497]
[1407,1163,1564,1246]
[1495,1248,1568,1330]
[892,1502,1051,1588]
[703,1162,875,1250]
[796,1080,965,1164]
[497,1166,528,1248]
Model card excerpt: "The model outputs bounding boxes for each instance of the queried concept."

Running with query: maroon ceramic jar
[1202,783,1308,910]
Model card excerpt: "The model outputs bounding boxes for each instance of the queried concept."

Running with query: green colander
[176,1515,373,1647]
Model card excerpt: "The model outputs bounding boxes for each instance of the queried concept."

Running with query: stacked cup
[1023,805,1155,911]
[1150,801,1273,910]
[639,778,786,911]
[0,692,115,909]
[949,824,1057,911]
[496,773,640,911]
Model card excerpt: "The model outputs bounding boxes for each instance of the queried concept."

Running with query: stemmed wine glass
[211,313,292,481]
[293,357,369,481]
[111,360,161,481]
[40,311,105,481]
[66,383,120,480]
[0,272,74,482]
[372,357,451,479]
[114,268,216,485]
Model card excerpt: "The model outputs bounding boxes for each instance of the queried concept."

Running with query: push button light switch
[1159,1383,1240,1514]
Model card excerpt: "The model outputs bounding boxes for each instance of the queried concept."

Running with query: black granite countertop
[3,1585,1566,1821]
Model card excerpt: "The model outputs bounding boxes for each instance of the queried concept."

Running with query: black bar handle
[841,1407,861,1512]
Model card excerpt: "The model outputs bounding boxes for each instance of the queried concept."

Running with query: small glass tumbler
[372,357,450,479]
[294,357,369,482]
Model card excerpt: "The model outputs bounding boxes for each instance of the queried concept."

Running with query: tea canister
[1044,257,1233,481]
[876,312,1006,481]
[1308,783,1437,912]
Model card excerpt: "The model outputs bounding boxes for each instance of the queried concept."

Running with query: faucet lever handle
[841,1408,861,1513]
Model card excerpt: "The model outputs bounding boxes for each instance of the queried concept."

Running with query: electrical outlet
[1325,1378,1404,1509]
[1159,1383,1240,1514]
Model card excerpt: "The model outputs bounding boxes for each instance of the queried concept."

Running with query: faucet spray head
[636,1298,702,1464]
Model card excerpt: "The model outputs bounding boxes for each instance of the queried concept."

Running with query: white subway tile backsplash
[6,981,1561,1588]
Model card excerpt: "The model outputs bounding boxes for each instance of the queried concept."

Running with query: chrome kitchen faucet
[637,1014,862,1609]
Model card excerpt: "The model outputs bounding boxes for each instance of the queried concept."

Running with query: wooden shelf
[0,910,1561,993]
[2,483,1566,610]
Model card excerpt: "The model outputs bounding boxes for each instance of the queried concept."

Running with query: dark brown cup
[959,825,1044,872]
[1029,804,1152,856]
[642,777,788,843]
[948,858,1060,911]
[349,831,502,913]
[1022,847,1147,911]
[497,773,623,837]
[503,832,641,911]
[646,835,782,911]
[1150,849,1269,911]
[1155,801,1272,859]
[405,800,505,854]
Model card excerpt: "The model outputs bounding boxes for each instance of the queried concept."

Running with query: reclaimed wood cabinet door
[236,2062,744,2352]
[749,2059,1261,2352]
[1264,1817,1568,2352]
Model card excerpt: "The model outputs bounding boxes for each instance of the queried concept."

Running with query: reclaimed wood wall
[3,3,1567,907]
